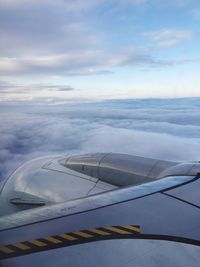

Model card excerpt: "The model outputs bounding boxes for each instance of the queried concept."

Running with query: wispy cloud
[0,81,75,101]
[0,82,74,93]
[113,0,196,9]
[0,51,175,77]
[0,0,196,78]
[191,7,200,19]
[143,28,193,47]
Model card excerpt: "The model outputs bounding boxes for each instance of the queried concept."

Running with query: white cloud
[0,0,196,78]
[0,82,74,92]
[143,29,193,47]
[0,48,194,77]
[0,51,164,76]
[0,81,75,101]
[0,98,200,181]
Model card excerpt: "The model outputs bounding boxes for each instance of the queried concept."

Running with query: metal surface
[164,178,200,207]
[1,188,200,266]
[1,239,200,267]
[1,153,200,266]
[0,156,117,216]
[0,225,140,259]
[0,175,195,231]
[62,153,179,186]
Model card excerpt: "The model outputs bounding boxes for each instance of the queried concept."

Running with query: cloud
[0,52,172,77]
[0,49,193,77]
[56,86,74,92]
[143,29,193,47]
[0,0,194,8]
[0,81,75,101]
[191,7,200,19]
[0,82,74,93]
[110,0,196,9]
[0,0,195,78]
[0,0,104,10]
[152,0,195,8]
[1,98,200,181]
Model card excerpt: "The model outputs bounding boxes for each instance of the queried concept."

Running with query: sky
[0,0,200,100]
[1,1,200,181]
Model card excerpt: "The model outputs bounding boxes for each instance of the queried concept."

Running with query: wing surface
[1,153,200,266]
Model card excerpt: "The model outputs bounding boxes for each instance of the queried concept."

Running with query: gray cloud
[0,49,194,77]
[0,0,195,77]
[0,82,74,93]
[191,7,200,19]
[1,98,200,181]
[53,86,74,92]
[143,29,193,47]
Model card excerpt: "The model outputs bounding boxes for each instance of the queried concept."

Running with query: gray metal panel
[98,169,152,187]
[1,154,200,267]
[1,240,200,267]
[148,160,179,178]
[0,156,117,216]
[0,192,200,245]
[165,178,200,207]
[64,153,178,187]
[1,176,200,267]
[44,161,99,183]
[158,163,200,178]
[0,176,194,231]
[98,153,158,186]
[23,169,100,203]
[99,154,179,185]
[64,153,107,178]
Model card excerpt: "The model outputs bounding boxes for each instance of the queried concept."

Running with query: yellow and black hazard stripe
[0,225,140,260]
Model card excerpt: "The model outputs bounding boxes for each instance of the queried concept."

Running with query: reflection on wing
[0,153,200,266]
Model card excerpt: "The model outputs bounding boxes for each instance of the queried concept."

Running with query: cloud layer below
[1,97,200,181]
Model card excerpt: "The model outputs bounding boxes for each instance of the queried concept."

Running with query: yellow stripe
[59,234,78,241]
[89,228,111,236]
[0,245,14,254]
[14,243,31,250]
[29,240,47,247]
[123,225,140,233]
[44,237,62,244]
[74,231,93,238]
[105,226,131,235]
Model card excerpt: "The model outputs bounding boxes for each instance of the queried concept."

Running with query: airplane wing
[0,153,200,266]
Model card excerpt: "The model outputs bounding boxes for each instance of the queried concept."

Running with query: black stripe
[6,245,21,253]
[4,245,28,259]
[62,232,83,239]
[1,233,200,260]
[23,241,35,248]
[81,230,101,237]
[138,234,200,246]
[0,252,5,258]
[161,192,200,209]
[116,226,140,234]
[97,227,117,235]
[160,175,200,193]
[39,235,65,245]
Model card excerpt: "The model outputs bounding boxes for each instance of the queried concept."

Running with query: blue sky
[0,0,200,100]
